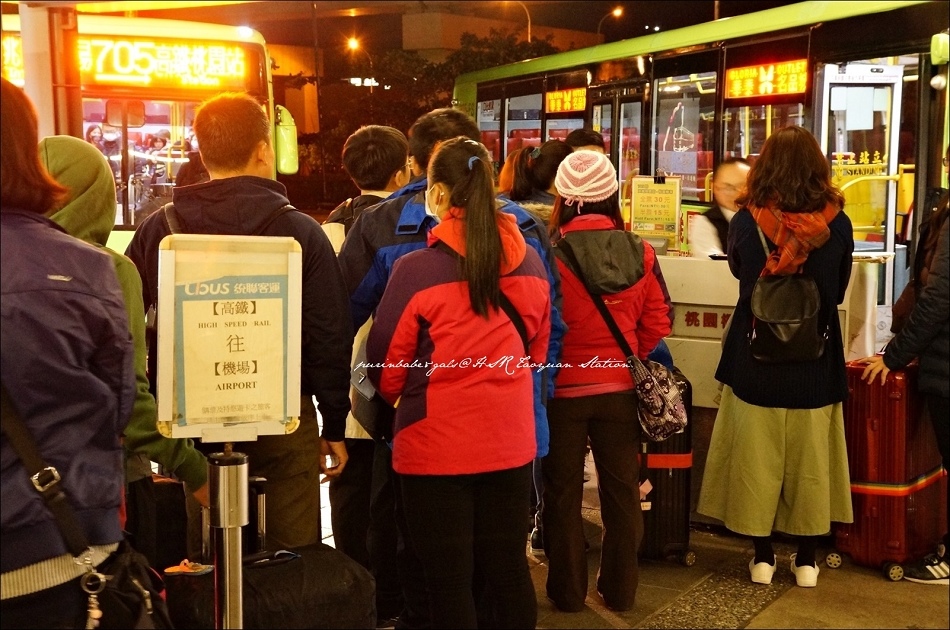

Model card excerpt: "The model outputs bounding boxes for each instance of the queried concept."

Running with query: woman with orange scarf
[698,126,855,589]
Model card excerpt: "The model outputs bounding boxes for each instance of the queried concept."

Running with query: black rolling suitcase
[166,476,377,629]
[638,368,696,566]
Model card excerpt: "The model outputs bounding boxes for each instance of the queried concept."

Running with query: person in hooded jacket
[858,156,949,585]
[40,135,210,568]
[126,91,353,551]
[1,77,135,628]
[367,137,550,629]
[542,150,673,613]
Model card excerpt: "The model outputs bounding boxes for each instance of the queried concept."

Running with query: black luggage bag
[166,475,377,628]
[165,543,376,629]
[638,368,696,566]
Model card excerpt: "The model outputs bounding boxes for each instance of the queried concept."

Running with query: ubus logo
[184,282,231,296]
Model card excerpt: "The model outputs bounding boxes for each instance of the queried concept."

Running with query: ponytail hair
[509,140,573,201]
[428,137,502,318]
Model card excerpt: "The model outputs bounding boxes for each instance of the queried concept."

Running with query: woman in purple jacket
[1,78,135,628]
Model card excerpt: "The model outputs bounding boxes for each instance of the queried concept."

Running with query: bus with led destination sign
[2,14,295,229]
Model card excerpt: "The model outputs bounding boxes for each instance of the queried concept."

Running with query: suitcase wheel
[680,550,697,567]
[825,552,843,569]
[882,562,904,582]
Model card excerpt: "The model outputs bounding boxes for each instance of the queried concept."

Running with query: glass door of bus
[816,59,915,304]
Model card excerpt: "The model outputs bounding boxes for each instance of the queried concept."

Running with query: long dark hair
[509,140,573,201]
[1,78,67,213]
[737,126,845,213]
[429,137,502,318]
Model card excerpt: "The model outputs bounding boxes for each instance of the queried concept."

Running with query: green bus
[454,0,948,304]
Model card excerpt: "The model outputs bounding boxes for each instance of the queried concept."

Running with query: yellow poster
[630,176,682,249]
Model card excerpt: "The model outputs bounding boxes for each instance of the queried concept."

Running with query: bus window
[505,93,542,161]
[652,71,716,201]
[478,99,502,166]
[723,104,803,162]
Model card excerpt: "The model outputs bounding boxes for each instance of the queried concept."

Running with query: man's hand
[320,438,348,479]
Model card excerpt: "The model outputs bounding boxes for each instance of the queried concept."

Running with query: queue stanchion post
[209,443,248,630]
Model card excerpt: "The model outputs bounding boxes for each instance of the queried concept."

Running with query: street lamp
[347,37,374,95]
[508,1,531,43]
[597,7,623,35]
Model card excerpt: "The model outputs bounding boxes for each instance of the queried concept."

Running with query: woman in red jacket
[543,150,673,613]
[367,137,551,628]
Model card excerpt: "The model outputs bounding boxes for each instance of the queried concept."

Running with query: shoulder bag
[0,384,173,629]
[556,240,686,442]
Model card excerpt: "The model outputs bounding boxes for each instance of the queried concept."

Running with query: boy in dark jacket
[324,125,410,624]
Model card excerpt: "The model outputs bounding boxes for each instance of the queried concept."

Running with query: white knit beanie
[554,149,619,207]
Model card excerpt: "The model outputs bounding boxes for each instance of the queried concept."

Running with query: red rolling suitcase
[638,368,696,566]
[831,361,948,581]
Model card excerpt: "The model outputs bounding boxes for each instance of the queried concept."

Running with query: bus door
[816,59,915,304]
[590,84,645,229]
[542,71,589,145]
[103,99,146,226]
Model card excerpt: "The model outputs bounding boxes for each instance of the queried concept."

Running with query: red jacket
[367,210,552,475]
[553,215,673,398]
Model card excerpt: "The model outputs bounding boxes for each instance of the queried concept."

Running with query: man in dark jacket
[126,92,353,550]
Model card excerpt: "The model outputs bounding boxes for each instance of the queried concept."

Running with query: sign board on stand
[629,176,682,252]
[155,234,302,443]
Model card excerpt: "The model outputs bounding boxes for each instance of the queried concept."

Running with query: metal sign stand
[210,445,248,629]
[155,234,303,630]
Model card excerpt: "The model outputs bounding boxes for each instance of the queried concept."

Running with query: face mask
[424,185,441,218]
[103,133,118,142]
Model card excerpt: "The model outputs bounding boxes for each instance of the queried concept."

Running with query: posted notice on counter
[155,235,302,442]
[630,176,682,249]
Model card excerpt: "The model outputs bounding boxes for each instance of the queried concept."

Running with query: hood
[429,208,526,275]
[558,214,645,293]
[41,136,116,246]
[171,176,291,233]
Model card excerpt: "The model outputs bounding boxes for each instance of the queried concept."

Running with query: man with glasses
[690,157,751,258]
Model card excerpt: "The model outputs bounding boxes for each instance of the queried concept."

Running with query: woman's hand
[858,354,890,385]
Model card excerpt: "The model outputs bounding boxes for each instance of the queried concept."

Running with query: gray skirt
[697,386,854,537]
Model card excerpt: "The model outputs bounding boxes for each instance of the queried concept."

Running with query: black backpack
[749,227,827,363]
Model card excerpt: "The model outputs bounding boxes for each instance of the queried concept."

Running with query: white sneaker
[749,555,777,585]
[790,553,819,587]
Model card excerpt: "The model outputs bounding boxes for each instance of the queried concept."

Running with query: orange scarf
[750,203,840,275]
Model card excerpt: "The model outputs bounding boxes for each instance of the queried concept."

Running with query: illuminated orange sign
[725,59,808,99]
[2,34,248,90]
[546,88,586,113]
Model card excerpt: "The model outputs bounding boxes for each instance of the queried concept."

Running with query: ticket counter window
[652,71,716,200]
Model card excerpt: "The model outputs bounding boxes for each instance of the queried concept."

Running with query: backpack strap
[162,202,181,234]
[161,202,296,236]
[254,204,297,235]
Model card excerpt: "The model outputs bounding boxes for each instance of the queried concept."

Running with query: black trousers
[329,438,375,569]
[926,394,950,547]
[542,392,643,612]
[399,464,537,630]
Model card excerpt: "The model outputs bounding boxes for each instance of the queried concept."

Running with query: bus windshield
[1,14,273,227]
